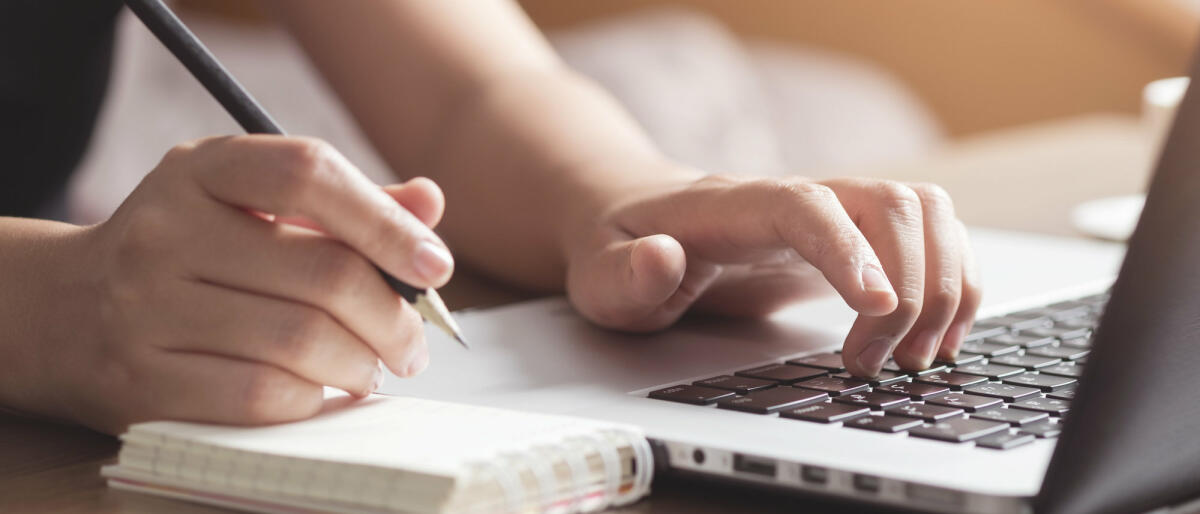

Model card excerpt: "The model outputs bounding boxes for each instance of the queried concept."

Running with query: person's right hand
[51,135,453,434]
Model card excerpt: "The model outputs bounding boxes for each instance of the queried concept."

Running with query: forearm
[0,218,90,419]
[269,0,699,290]
[422,67,698,289]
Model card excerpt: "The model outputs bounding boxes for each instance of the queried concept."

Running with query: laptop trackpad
[382,296,854,402]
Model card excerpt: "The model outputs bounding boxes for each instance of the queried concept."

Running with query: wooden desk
[0,116,1156,513]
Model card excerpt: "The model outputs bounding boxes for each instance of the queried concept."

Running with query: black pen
[123,0,467,348]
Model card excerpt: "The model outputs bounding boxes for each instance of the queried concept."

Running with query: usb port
[732,454,777,478]
[801,465,828,484]
[853,474,881,493]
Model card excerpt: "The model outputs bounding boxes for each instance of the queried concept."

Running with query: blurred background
[71,0,1200,243]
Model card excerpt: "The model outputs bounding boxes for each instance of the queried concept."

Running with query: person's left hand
[564,173,981,378]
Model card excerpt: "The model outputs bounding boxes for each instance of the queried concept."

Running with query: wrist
[0,219,96,421]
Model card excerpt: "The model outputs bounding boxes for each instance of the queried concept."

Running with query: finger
[182,135,454,288]
[142,351,324,426]
[823,179,927,377]
[616,176,898,316]
[179,200,429,376]
[152,279,382,397]
[939,220,983,360]
[890,183,962,370]
[567,231,719,331]
[271,178,444,233]
[383,177,445,228]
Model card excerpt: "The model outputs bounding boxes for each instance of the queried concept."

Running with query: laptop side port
[853,473,881,493]
[800,465,828,485]
[732,454,777,478]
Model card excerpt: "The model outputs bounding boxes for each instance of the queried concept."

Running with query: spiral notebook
[101,395,653,514]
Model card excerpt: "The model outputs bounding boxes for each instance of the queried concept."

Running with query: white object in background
[1071,194,1147,242]
[1072,77,1187,241]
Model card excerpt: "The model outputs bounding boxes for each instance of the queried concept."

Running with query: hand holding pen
[8,0,474,434]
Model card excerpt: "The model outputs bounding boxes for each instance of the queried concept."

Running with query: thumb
[382,177,445,228]
[567,233,693,332]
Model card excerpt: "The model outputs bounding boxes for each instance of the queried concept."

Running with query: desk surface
[0,116,1155,513]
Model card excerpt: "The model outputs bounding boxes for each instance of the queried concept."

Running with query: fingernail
[942,322,968,359]
[406,345,430,377]
[912,329,941,369]
[860,265,893,294]
[413,240,453,283]
[370,361,385,394]
[856,337,893,377]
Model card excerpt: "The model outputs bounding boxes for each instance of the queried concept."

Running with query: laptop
[380,55,1200,514]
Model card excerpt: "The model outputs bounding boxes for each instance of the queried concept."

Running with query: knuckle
[376,305,425,370]
[306,243,369,302]
[239,369,302,423]
[892,295,924,325]
[925,280,962,316]
[911,182,953,207]
[876,181,921,209]
[273,307,330,358]
[769,179,836,206]
[274,138,336,205]
[161,141,197,165]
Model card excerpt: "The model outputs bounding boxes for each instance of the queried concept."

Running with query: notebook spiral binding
[479,428,654,513]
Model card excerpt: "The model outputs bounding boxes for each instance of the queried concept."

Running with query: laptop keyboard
[647,292,1108,451]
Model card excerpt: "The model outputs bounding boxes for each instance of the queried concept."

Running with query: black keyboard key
[987,333,1056,349]
[964,325,1008,342]
[1023,325,1091,341]
[844,415,922,433]
[907,417,1008,443]
[1019,420,1063,438]
[780,402,871,423]
[925,393,1003,412]
[960,341,1020,357]
[1008,397,1070,416]
[736,364,827,384]
[717,387,828,414]
[976,431,1036,450]
[1026,345,1090,361]
[970,407,1049,426]
[833,370,909,387]
[883,360,948,376]
[907,364,950,377]
[1039,362,1084,378]
[876,381,950,400]
[916,372,988,390]
[693,375,776,394]
[953,362,1026,380]
[889,403,964,422]
[794,376,870,396]
[934,353,985,367]
[1059,336,1092,349]
[649,385,734,405]
[1046,388,1077,401]
[989,354,1061,370]
[1002,373,1077,392]
[833,391,910,410]
[963,383,1041,402]
[786,353,847,372]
